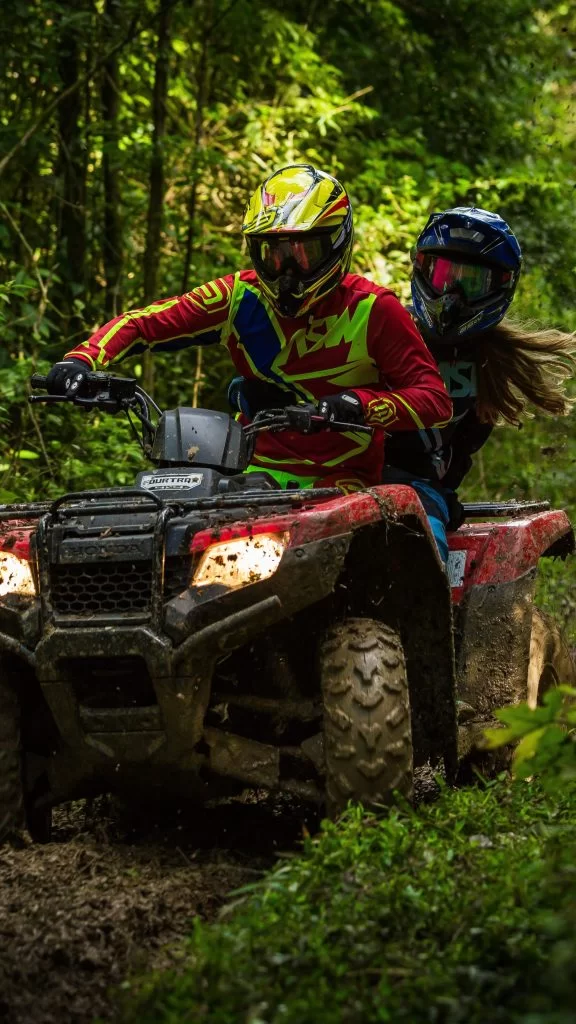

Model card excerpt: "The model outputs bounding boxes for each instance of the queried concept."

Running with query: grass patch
[116,779,576,1024]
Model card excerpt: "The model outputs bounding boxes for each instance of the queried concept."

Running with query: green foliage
[486,688,576,783]
[462,399,576,640]
[0,274,35,324]
[115,779,576,1023]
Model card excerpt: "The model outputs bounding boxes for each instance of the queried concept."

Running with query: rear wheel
[318,618,413,817]
[527,607,576,707]
[458,607,576,783]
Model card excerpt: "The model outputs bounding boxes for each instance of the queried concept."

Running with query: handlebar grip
[30,374,48,389]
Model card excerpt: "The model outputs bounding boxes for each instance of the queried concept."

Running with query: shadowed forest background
[1,0,575,631]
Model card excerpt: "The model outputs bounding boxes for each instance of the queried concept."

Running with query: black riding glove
[46,359,90,396]
[317,390,365,426]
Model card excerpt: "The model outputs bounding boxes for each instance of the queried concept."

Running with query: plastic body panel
[151,407,248,471]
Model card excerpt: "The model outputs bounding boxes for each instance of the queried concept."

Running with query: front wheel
[0,676,24,843]
[318,618,413,817]
[0,675,52,844]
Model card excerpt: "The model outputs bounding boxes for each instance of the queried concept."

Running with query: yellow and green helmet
[242,164,353,317]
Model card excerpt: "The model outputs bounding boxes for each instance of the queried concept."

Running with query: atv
[0,372,574,841]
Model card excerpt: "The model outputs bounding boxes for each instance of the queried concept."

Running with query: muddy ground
[0,771,441,1024]
[0,796,313,1024]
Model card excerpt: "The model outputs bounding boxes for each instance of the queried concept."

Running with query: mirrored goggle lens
[416,253,502,301]
[250,236,330,279]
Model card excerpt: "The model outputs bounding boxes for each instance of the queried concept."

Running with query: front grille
[50,561,153,616]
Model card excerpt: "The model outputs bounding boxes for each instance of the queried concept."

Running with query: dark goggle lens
[250,236,330,279]
[416,253,508,301]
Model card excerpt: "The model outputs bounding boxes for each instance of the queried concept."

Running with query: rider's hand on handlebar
[317,390,365,427]
[46,359,91,396]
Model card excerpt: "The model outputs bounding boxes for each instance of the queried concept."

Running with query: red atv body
[0,375,573,840]
[448,507,575,755]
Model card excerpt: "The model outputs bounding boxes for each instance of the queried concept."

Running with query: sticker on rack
[140,473,204,491]
[447,549,467,588]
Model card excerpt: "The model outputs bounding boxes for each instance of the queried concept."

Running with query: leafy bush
[115,779,576,1024]
[486,688,576,784]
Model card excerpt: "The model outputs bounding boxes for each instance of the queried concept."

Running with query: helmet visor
[415,253,508,302]
[248,234,333,282]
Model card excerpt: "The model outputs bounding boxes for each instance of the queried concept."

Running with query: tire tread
[320,618,413,816]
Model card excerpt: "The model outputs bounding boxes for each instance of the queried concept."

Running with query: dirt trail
[0,798,309,1024]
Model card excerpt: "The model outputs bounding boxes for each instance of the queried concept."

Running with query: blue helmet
[410,207,522,342]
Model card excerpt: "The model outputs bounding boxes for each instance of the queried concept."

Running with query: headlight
[192,532,287,590]
[0,552,35,597]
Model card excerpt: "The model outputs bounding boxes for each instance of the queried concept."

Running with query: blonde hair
[474,319,576,426]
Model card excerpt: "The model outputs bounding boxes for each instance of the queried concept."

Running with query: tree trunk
[142,0,172,393]
[181,0,212,406]
[181,3,211,295]
[101,0,123,318]
[54,27,87,337]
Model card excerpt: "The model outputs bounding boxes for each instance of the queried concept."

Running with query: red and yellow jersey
[66,271,452,485]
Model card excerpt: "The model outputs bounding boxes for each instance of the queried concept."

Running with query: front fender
[335,486,458,774]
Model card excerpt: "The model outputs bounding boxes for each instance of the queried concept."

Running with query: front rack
[0,493,553,523]
[0,486,342,522]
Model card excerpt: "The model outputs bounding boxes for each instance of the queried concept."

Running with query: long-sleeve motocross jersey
[385,335,492,490]
[66,271,452,487]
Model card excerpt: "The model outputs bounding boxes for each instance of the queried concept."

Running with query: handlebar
[29,371,140,411]
[244,405,373,436]
[29,372,158,457]
[28,374,374,437]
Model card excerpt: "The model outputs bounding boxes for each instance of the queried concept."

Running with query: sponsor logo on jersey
[366,396,398,427]
[439,360,477,398]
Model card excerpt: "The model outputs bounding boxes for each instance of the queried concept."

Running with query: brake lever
[28,393,125,412]
[28,395,70,404]
[319,418,374,435]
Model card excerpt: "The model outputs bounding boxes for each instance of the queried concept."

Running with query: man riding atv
[46,164,451,491]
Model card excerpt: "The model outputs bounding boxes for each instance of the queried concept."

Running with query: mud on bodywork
[204,484,459,787]
[449,511,574,756]
[0,485,459,810]
[3,487,569,813]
